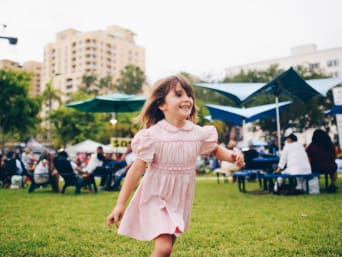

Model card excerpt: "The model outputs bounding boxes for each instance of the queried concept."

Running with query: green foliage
[0,178,341,256]
[49,107,105,148]
[0,69,41,145]
[80,74,99,95]
[41,79,62,107]
[115,64,145,94]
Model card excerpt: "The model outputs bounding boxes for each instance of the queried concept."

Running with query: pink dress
[117,119,218,241]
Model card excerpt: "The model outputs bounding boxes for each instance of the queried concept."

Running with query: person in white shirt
[86,146,112,189]
[274,133,312,192]
[21,148,33,170]
[110,143,136,190]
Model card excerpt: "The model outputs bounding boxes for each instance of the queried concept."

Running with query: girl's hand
[106,203,125,228]
[231,152,245,168]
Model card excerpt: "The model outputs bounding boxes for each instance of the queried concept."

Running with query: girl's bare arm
[107,158,146,228]
[213,145,245,168]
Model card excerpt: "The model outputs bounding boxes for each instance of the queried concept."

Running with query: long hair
[135,75,198,128]
[311,129,334,153]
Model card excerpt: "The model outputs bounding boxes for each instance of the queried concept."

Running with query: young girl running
[106,75,245,257]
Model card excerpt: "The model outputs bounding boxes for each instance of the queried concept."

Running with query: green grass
[0,177,342,257]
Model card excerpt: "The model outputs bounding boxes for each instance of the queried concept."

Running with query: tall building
[0,59,42,97]
[41,25,146,105]
[225,44,342,78]
[22,61,42,97]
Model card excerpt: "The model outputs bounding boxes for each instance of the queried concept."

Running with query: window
[309,63,320,69]
[329,71,340,78]
[327,59,339,67]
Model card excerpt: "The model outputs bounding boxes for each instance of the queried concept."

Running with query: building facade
[225,44,342,78]
[0,59,42,97]
[41,25,146,105]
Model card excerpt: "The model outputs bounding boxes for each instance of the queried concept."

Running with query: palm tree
[81,74,98,95]
[41,79,61,142]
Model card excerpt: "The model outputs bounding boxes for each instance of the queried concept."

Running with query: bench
[263,173,321,194]
[233,170,264,192]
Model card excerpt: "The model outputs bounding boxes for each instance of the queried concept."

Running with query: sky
[1,0,342,84]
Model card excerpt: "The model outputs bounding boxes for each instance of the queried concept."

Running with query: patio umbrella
[65,93,146,113]
[66,93,146,150]
[242,67,323,149]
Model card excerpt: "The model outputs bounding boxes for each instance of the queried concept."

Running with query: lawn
[0,176,341,257]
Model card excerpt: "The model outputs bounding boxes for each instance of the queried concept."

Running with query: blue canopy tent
[324,105,342,115]
[241,67,325,149]
[206,101,292,144]
[307,77,342,97]
[206,101,292,126]
[194,69,342,148]
[194,82,265,105]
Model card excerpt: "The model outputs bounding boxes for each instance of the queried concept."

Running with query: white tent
[26,138,49,152]
[66,139,103,154]
[66,140,127,154]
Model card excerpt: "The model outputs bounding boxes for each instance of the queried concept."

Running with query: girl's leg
[150,234,176,257]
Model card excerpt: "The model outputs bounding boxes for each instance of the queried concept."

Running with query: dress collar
[158,119,194,132]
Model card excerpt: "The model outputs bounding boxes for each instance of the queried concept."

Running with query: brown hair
[135,75,198,128]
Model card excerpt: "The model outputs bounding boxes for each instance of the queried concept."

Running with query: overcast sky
[1,0,342,83]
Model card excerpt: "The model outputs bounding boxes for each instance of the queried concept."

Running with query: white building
[226,44,341,78]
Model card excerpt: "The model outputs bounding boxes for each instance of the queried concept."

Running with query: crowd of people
[0,144,135,193]
[193,128,339,194]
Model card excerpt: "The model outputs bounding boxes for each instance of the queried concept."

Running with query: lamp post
[0,36,18,45]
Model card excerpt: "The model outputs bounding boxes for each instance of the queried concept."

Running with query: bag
[10,175,23,189]
[308,177,320,194]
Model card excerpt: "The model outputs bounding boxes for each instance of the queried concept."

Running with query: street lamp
[110,113,117,125]
[0,36,18,45]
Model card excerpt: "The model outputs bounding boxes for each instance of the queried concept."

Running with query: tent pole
[275,96,281,153]
[242,119,247,143]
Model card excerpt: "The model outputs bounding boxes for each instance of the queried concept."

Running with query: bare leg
[150,234,176,257]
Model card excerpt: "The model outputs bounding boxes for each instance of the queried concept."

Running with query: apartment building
[22,61,42,97]
[225,44,342,78]
[41,25,146,106]
[0,59,42,97]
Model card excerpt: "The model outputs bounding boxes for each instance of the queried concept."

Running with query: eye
[175,90,183,97]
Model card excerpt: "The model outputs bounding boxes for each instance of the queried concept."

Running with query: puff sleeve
[131,129,155,164]
[199,125,218,155]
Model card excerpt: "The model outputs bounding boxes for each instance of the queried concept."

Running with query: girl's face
[159,82,194,122]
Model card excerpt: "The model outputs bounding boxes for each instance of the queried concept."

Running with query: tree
[98,75,115,94]
[80,74,98,95]
[49,107,105,148]
[41,79,61,141]
[0,69,41,151]
[116,65,145,94]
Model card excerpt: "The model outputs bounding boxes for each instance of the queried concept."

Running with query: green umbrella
[66,93,146,149]
[65,93,146,113]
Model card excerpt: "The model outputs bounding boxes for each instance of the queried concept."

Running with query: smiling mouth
[180,105,191,111]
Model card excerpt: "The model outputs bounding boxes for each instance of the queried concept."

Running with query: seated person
[29,152,59,193]
[110,143,136,190]
[274,134,312,193]
[306,129,338,193]
[86,146,112,189]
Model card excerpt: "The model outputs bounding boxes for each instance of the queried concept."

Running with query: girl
[106,75,244,257]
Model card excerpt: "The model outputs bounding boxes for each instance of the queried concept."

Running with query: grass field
[0,176,341,257]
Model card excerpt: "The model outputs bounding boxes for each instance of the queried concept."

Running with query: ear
[158,103,166,112]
